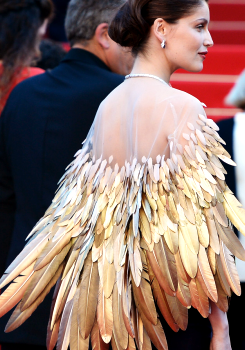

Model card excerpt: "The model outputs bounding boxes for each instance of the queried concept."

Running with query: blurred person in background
[218,69,245,350]
[0,0,54,115]
[48,0,69,42]
[0,0,133,349]
[35,39,67,70]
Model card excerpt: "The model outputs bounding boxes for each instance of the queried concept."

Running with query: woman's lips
[198,52,208,59]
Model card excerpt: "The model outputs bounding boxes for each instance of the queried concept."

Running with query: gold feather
[62,249,80,279]
[215,219,245,261]
[47,317,61,350]
[197,221,209,248]
[164,227,178,254]
[132,269,157,326]
[139,208,151,244]
[130,301,140,350]
[47,277,62,350]
[95,229,105,248]
[142,194,152,222]
[207,246,216,275]
[212,202,228,227]
[223,186,245,235]
[0,229,53,289]
[179,230,197,279]
[91,320,110,350]
[21,242,71,310]
[216,254,231,297]
[56,299,73,350]
[174,251,191,284]
[176,276,191,308]
[140,313,168,350]
[183,197,196,224]
[168,193,179,223]
[139,328,152,350]
[105,235,114,264]
[0,263,35,317]
[111,333,124,350]
[70,288,89,350]
[34,230,73,270]
[97,282,113,344]
[112,283,128,350]
[146,248,175,297]
[129,237,142,287]
[214,274,229,312]
[197,245,217,302]
[122,296,134,340]
[177,188,187,210]
[121,266,134,339]
[180,223,199,255]
[5,263,63,332]
[127,336,136,350]
[205,211,220,254]
[147,258,179,332]
[51,261,75,329]
[103,258,115,298]
[165,293,188,330]
[154,238,177,292]
[189,279,200,310]
[220,242,241,296]
[78,251,99,339]
[195,278,210,318]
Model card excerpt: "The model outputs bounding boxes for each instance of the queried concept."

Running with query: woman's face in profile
[166,1,213,73]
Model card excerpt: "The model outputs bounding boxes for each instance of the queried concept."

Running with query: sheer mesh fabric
[89,77,206,167]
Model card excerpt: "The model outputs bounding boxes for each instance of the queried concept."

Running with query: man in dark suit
[218,116,245,350]
[0,0,133,348]
[218,70,245,350]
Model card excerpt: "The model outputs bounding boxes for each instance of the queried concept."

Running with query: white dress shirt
[233,112,245,281]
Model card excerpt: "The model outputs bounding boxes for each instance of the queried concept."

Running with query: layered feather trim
[0,113,245,349]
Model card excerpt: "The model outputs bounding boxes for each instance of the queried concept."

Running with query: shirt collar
[61,48,111,72]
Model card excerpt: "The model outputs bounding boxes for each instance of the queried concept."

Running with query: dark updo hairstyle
[0,0,54,110]
[109,0,208,55]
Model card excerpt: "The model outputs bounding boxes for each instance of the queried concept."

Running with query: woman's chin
[184,63,204,73]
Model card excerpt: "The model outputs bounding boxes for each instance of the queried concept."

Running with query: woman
[0,1,242,349]
[0,0,54,114]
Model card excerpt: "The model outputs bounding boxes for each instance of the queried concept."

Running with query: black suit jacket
[217,117,236,195]
[0,48,124,345]
[217,117,245,350]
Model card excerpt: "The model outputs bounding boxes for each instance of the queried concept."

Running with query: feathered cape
[0,112,244,350]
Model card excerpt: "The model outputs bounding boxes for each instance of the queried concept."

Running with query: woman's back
[94,77,205,166]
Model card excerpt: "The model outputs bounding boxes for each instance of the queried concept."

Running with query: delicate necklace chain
[125,73,171,87]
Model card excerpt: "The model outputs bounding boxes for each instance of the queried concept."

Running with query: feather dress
[0,78,244,350]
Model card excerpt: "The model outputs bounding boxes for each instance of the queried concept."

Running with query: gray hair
[225,69,245,110]
[65,0,125,46]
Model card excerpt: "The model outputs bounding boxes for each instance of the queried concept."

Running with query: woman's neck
[130,51,172,84]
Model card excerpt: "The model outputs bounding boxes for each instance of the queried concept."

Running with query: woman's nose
[205,29,214,47]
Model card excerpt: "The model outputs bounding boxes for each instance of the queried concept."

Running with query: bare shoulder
[168,87,206,115]
[99,80,206,119]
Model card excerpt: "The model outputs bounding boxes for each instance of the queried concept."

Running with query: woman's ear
[153,18,168,45]
[95,23,110,49]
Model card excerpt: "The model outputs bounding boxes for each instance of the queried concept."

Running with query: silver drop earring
[161,39,165,49]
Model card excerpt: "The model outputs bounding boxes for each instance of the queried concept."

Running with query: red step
[209,22,245,45]
[170,80,240,121]
[176,45,245,75]
[170,80,233,108]
[209,3,245,21]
